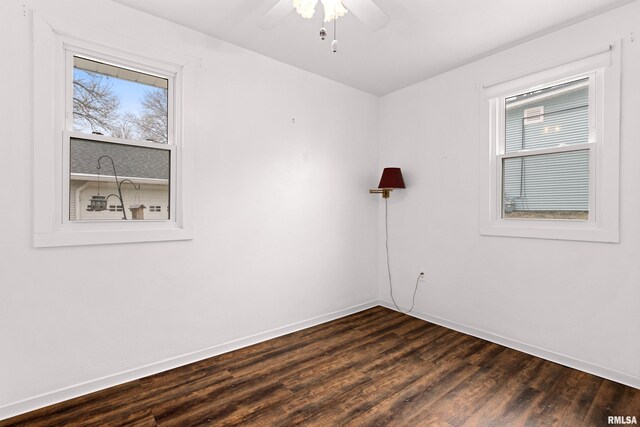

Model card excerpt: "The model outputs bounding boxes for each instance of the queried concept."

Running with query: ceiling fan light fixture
[320,0,348,22]
[293,0,319,19]
[293,0,347,23]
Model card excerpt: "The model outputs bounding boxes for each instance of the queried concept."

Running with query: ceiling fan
[259,0,390,32]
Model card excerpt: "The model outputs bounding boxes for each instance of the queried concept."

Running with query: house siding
[504,82,589,212]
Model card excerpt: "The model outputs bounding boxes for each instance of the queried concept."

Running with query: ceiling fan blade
[342,0,390,31]
[259,0,294,30]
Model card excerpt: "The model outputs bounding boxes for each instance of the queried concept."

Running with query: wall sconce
[369,167,406,198]
[369,166,418,314]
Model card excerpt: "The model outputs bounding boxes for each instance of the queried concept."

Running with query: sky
[74,68,161,116]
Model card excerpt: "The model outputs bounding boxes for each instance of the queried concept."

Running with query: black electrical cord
[385,197,422,314]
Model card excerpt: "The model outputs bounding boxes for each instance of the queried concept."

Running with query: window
[502,77,590,221]
[33,13,195,247]
[479,44,621,242]
[66,52,174,223]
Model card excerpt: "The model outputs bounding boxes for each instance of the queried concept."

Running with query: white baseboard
[0,300,378,421]
[379,300,640,390]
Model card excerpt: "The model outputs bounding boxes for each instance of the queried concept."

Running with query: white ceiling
[112,0,634,96]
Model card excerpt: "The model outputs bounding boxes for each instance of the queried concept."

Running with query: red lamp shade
[378,167,405,189]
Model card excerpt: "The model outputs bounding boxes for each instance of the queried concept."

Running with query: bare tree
[110,117,137,140]
[73,71,168,143]
[129,89,168,144]
[73,71,121,135]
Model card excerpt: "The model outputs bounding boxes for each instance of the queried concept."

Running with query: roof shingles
[70,137,169,180]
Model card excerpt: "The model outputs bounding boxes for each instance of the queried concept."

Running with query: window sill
[34,225,193,248]
[480,219,618,243]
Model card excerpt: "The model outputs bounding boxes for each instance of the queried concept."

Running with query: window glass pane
[502,150,589,220]
[73,56,169,144]
[505,78,589,154]
[69,138,170,221]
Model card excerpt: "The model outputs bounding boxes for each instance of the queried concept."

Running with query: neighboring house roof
[70,137,169,180]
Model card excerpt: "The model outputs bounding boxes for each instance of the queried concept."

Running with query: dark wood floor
[2,306,639,426]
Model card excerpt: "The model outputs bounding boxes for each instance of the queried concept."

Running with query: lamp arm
[369,188,393,198]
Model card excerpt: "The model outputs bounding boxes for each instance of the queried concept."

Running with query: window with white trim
[32,13,195,247]
[479,44,620,242]
[502,76,591,221]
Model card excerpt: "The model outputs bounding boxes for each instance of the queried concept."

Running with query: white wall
[379,1,640,386]
[0,0,379,417]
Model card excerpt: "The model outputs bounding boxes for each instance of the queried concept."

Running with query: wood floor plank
[276,372,372,425]
[136,369,235,415]
[508,357,567,393]
[89,409,157,427]
[227,326,395,381]
[465,339,508,367]
[279,332,403,392]
[156,382,292,426]
[420,365,516,426]
[461,384,543,427]
[416,329,474,364]
[149,370,285,424]
[582,380,640,426]
[1,381,148,427]
[546,368,603,409]
[338,357,437,410]
[2,306,639,427]
[396,318,447,340]
[344,361,481,426]
[591,378,640,410]
[524,395,591,427]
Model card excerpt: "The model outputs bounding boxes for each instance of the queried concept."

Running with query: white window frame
[33,12,195,247]
[479,43,621,242]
